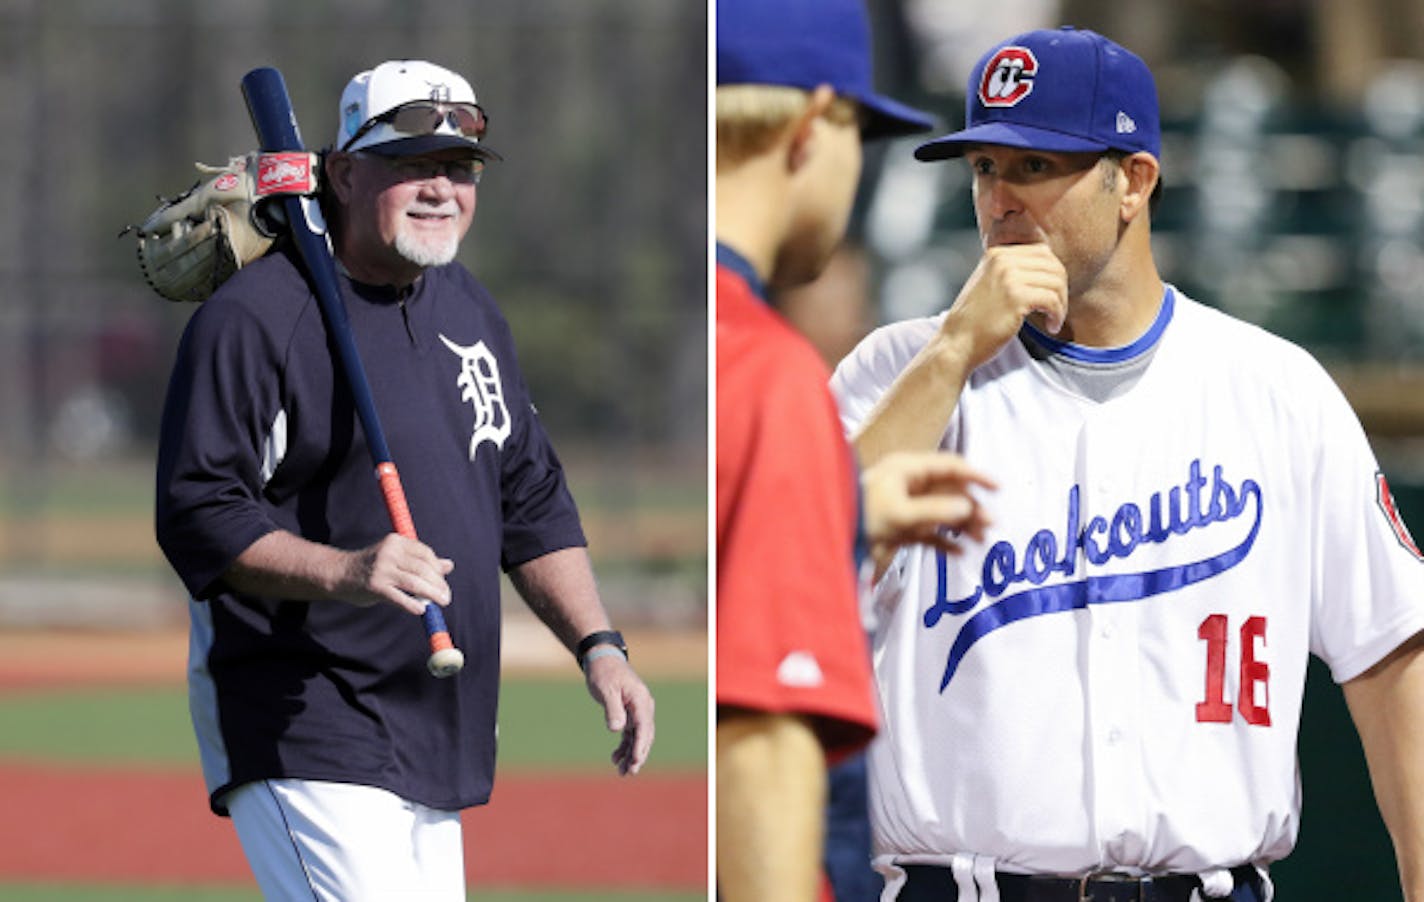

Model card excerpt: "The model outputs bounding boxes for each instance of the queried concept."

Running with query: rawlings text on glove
[132,151,319,302]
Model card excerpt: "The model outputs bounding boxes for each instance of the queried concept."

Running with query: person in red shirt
[716,2,995,900]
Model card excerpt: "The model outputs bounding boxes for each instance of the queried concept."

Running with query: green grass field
[0,678,707,772]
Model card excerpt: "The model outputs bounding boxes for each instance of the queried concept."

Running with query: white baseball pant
[224,778,465,901]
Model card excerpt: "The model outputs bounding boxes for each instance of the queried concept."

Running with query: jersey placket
[1078,405,1151,869]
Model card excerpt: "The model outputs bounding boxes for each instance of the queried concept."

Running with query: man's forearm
[716,711,827,902]
[509,546,613,653]
[1344,632,1424,900]
[224,529,352,601]
[852,332,973,469]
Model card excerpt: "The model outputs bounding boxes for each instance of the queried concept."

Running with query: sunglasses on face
[354,153,485,184]
[342,100,490,151]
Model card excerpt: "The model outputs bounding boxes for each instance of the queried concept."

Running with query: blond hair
[716,84,859,168]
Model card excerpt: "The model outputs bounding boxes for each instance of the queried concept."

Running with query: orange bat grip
[376,463,418,540]
[374,463,460,665]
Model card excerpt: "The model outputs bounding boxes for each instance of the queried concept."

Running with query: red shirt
[715,261,877,759]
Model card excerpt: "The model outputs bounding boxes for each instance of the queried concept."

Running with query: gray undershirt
[1018,329,1160,403]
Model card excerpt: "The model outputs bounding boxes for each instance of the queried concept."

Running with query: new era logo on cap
[979,47,1038,108]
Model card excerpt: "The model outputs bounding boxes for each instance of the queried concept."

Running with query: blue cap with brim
[914,27,1160,161]
[717,0,935,139]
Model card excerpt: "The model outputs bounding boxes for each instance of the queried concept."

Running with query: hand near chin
[941,244,1069,370]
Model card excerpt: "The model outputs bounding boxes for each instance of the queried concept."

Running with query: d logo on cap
[978,47,1037,107]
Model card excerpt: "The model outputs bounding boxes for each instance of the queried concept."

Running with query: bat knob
[427,647,466,678]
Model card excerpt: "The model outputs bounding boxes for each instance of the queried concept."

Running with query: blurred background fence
[852,0,1424,494]
[793,0,1424,562]
[0,0,708,631]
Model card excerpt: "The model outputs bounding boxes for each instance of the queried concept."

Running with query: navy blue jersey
[156,247,586,814]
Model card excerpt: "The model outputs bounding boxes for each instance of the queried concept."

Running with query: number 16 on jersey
[1196,614,1271,726]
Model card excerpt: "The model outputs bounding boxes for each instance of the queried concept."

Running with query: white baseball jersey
[830,286,1424,880]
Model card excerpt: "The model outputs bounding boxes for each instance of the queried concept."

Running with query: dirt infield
[0,628,708,891]
[0,631,188,691]
[0,763,705,889]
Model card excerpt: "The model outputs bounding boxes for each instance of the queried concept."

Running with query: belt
[899,863,1264,902]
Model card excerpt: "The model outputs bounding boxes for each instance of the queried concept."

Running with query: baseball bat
[240,66,465,679]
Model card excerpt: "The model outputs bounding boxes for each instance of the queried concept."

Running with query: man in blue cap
[831,26,1424,901]
[716,1,1000,901]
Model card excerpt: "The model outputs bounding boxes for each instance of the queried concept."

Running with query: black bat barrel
[237,66,460,674]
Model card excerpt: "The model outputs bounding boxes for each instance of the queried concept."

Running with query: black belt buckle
[1077,871,1148,902]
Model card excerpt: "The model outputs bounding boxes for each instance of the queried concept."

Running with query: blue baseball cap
[915,27,1160,161]
[717,0,935,139]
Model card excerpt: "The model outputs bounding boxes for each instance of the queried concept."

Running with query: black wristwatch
[576,629,628,669]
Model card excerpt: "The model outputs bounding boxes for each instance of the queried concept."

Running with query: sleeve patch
[1377,472,1423,561]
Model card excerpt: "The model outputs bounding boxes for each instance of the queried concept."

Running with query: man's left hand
[585,654,656,775]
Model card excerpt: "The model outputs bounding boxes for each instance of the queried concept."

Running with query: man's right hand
[939,243,1069,372]
[338,534,455,615]
[850,244,1069,470]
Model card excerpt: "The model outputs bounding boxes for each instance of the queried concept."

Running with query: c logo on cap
[979,47,1038,108]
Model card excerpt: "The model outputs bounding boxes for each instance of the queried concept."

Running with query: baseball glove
[132,152,302,302]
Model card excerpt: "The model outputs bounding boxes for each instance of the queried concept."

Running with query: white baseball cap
[335,60,499,159]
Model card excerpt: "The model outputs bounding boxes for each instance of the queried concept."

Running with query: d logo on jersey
[1377,472,1423,560]
[440,334,511,463]
[979,47,1038,107]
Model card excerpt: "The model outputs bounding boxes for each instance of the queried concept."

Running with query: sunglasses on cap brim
[342,100,489,152]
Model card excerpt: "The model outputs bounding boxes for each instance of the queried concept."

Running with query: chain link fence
[0,0,708,628]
